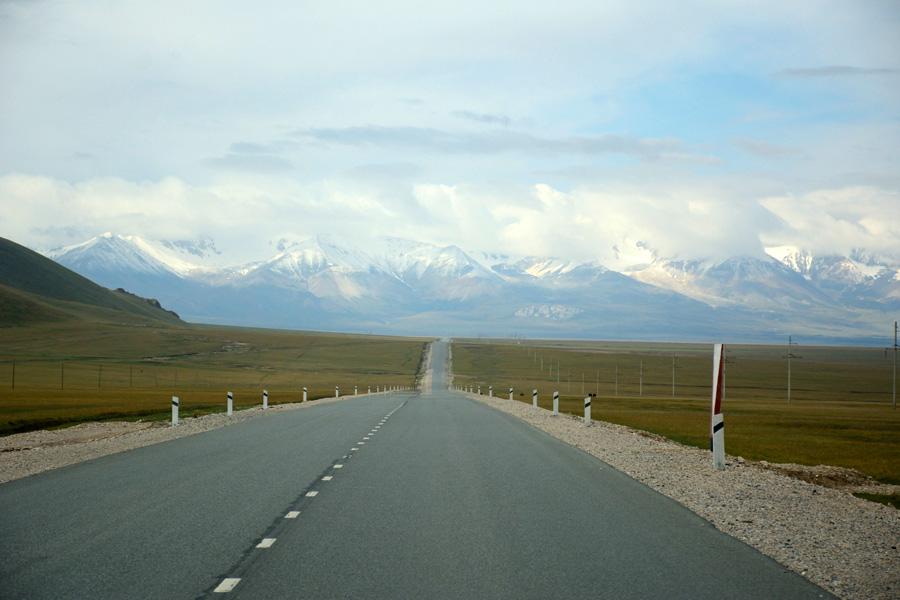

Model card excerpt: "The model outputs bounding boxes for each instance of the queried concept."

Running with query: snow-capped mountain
[47,233,180,277]
[766,246,900,310]
[624,254,835,310]
[41,232,899,342]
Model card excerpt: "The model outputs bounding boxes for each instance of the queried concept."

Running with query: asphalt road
[0,340,835,599]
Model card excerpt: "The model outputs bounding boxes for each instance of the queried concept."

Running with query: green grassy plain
[0,321,426,435]
[451,340,900,486]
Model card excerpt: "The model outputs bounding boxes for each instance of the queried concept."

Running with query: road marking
[214,578,241,593]
[306,491,318,497]
[334,464,343,468]
[322,476,333,481]
[358,441,365,445]
[285,511,300,518]
[256,538,276,548]
[363,437,370,440]
[351,447,359,451]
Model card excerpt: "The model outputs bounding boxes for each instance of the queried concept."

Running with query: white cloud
[3,172,897,267]
[760,187,900,260]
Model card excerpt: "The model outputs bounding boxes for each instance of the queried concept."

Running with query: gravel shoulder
[0,394,355,485]
[465,392,899,600]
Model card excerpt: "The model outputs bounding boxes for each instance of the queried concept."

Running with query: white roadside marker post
[478,386,481,395]
[584,396,591,426]
[711,343,726,471]
[263,389,268,409]
[553,391,559,416]
[368,386,371,394]
[335,386,339,398]
[509,387,513,401]
[533,389,537,407]
[303,387,307,402]
[355,385,358,395]
[227,391,233,416]
[489,386,493,397]
[171,396,179,426]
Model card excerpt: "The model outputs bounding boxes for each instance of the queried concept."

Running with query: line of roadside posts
[458,342,727,471]
[170,383,410,427]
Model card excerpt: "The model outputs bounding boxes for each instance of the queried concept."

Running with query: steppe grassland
[450,340,900,485]
[0,321,426,435]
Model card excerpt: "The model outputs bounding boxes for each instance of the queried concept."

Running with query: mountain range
[38,232,900,343]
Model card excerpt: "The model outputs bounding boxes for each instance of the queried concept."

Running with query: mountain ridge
[39,232,900,343]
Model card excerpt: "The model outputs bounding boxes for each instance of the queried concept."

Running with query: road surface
[0,340,834,599]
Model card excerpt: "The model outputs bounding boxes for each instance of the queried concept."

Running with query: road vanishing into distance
[0,340,835,599]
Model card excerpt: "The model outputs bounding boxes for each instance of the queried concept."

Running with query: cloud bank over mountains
[4,174,898,270]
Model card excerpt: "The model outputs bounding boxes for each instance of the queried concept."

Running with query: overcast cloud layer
[1,0,898,264]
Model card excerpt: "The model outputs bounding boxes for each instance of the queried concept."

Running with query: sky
[1,0,898,266]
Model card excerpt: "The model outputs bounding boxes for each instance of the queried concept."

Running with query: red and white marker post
[711,344,725,470]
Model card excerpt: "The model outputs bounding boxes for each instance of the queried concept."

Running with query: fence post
[227,391,233,415]
[553,391,559,415]
[584,396,591,426]
[172,396,179,426]
[533,389,537,407]
[711,343,726,470]
[263,389,268,409]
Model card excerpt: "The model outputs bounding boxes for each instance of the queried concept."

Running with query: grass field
[0,321,426,435]
[450,339,900,486]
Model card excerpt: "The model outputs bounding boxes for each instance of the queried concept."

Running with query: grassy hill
[0,237,182,327]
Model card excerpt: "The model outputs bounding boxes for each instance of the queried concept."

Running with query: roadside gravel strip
[0,395,354,485]
[464,392,900,600]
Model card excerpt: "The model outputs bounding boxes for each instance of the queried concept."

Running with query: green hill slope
[0,237,182,326]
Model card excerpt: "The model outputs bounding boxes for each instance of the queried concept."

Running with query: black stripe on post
[585,399,591,408]
[713,421,724,434]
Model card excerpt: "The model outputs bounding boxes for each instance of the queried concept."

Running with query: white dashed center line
[256,538,276,548]
[334,464,343,468]
[351,447,359,451]
[285,511,300,519]
[306,491,318,497]
[214,578,241,593]
[322,476,333,481]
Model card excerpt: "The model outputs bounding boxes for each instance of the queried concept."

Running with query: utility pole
[888,321,898,410]
[672,355,676,397]
[785,336,801,404]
